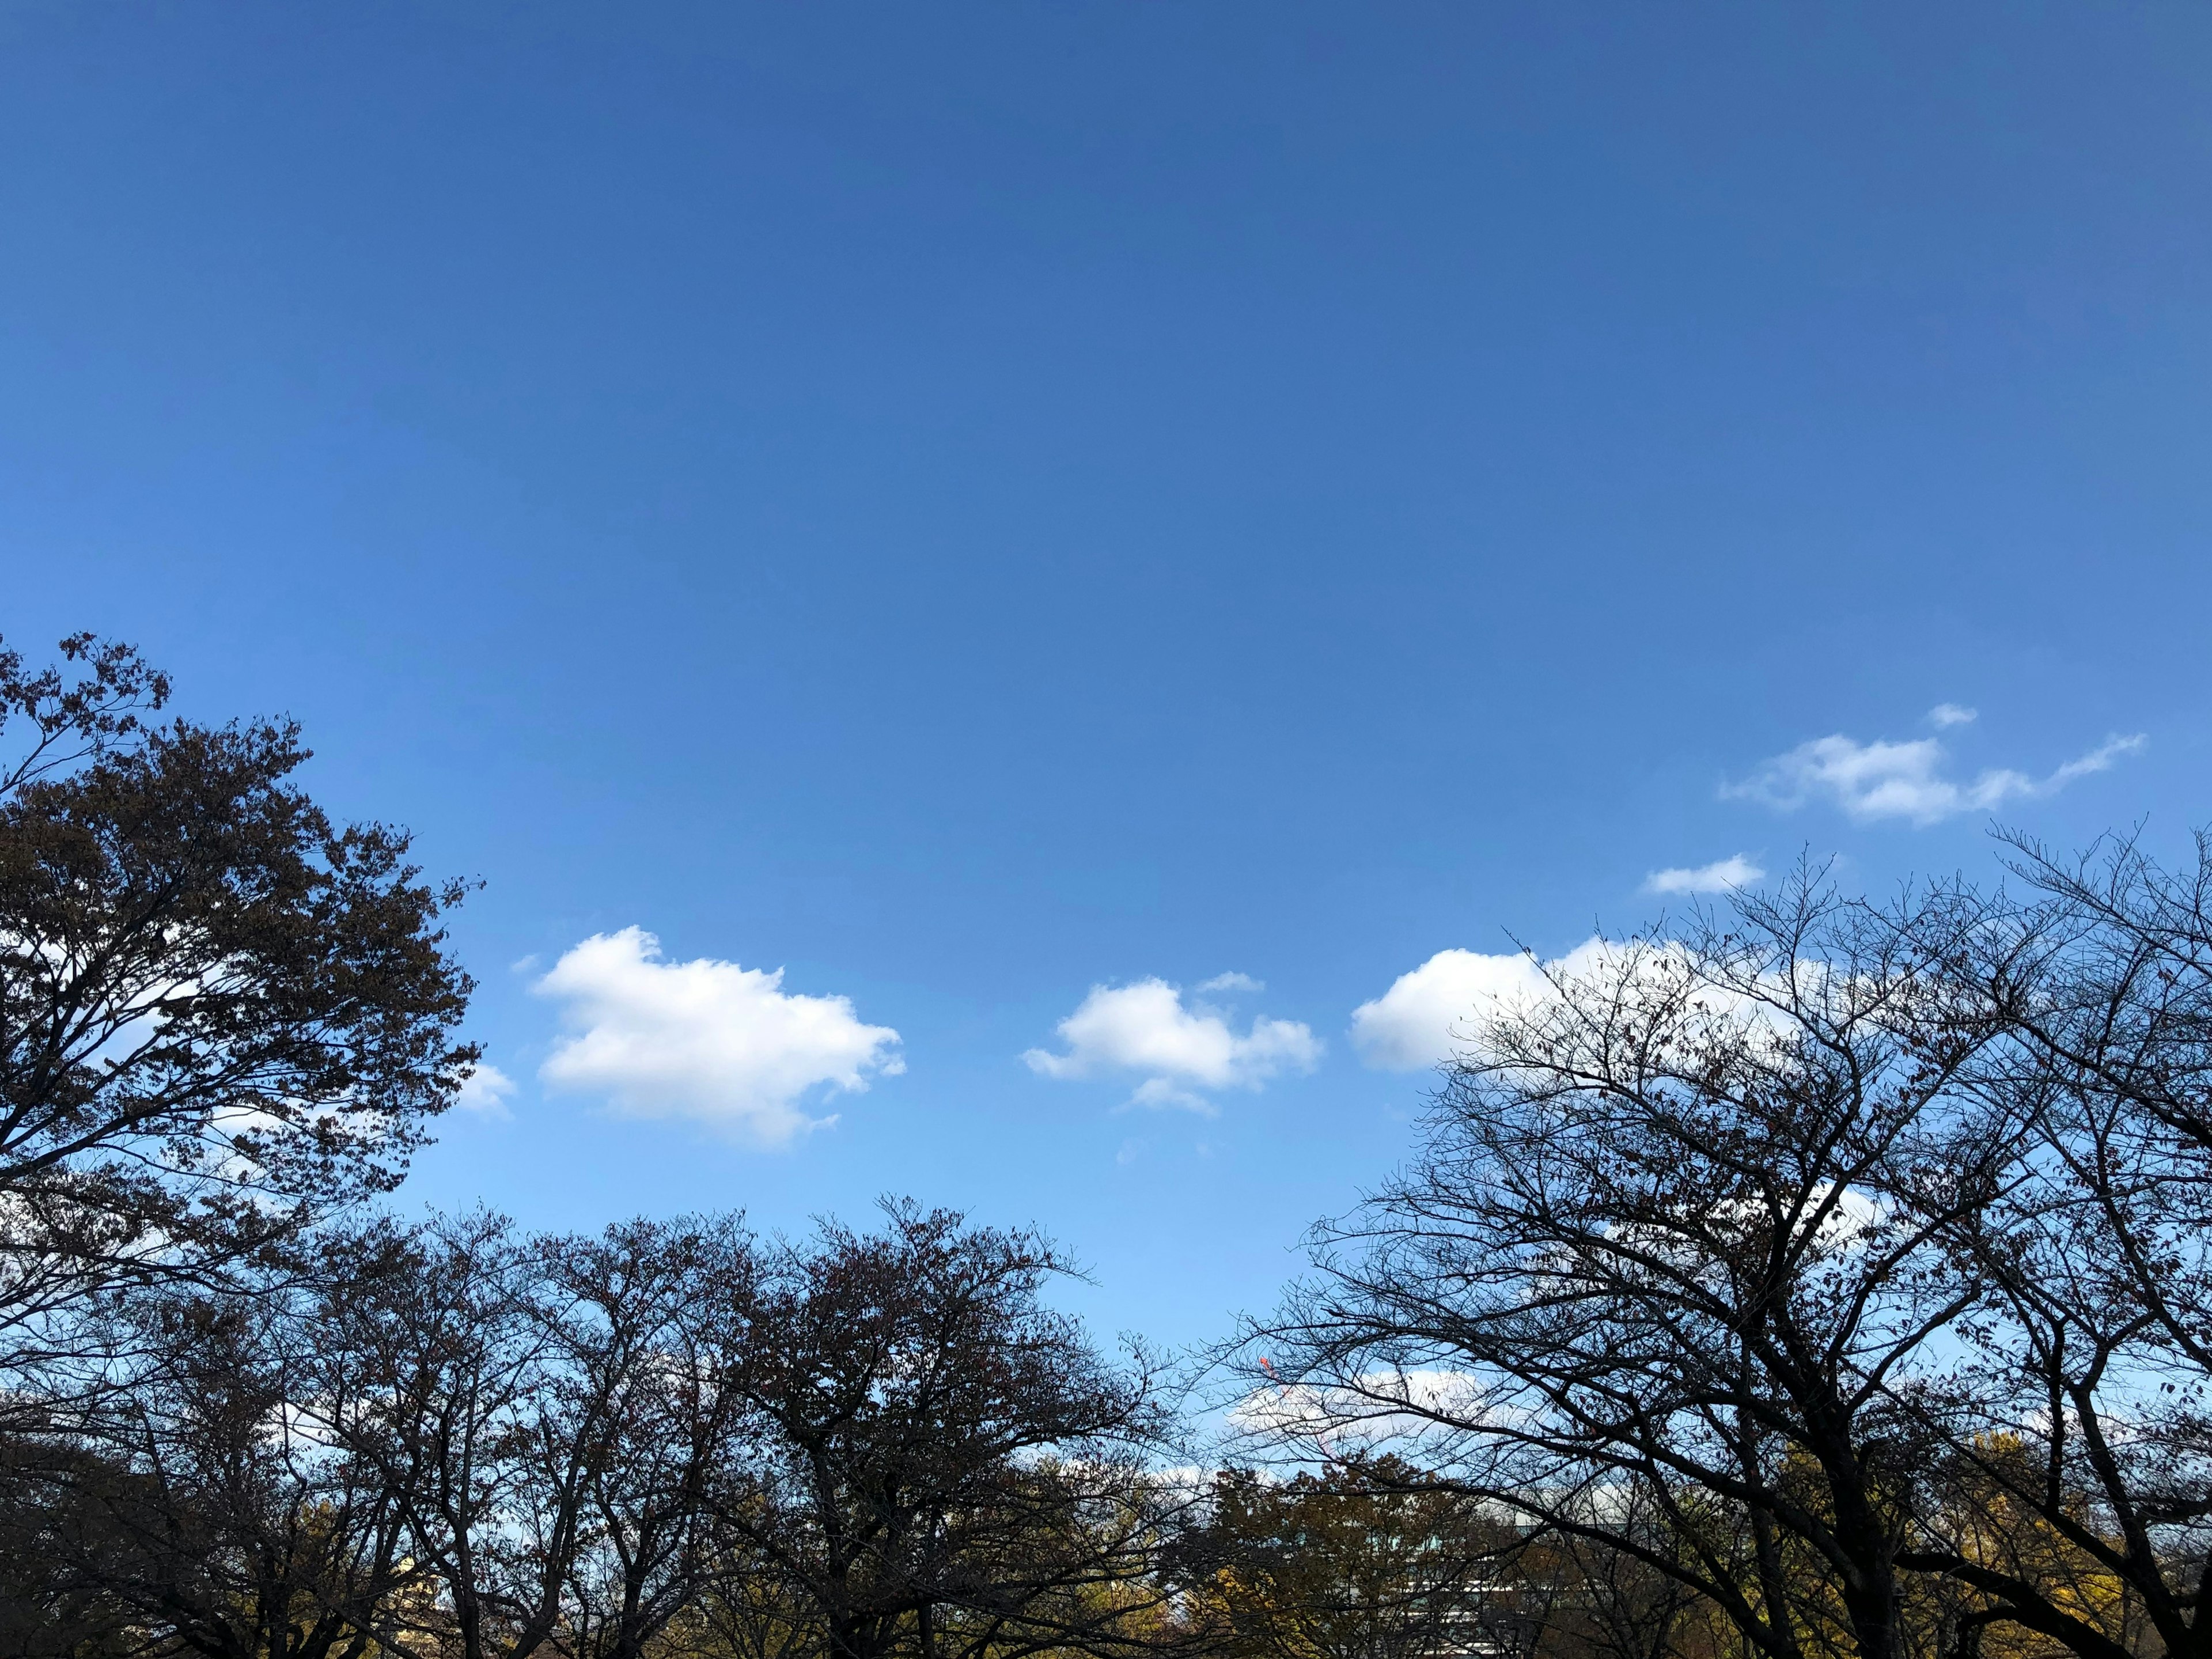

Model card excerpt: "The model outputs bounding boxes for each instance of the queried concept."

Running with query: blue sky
[5,2,2209,1351]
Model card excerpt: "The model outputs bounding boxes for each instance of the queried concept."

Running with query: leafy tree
[0,1431,143,1658]
[1185,1458,1515,1659]
[703,1202,1181,1659]
[0,632,477,1404]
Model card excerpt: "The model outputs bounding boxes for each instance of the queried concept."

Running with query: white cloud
[455,1063,517,1118]
[1643,854,1764,895]
[1024,978,1321,1112]
[1355,934,1813,1080]
[533,927,901,1147]
[1724,729,2144,826]
[1351,940,1611,1072]
[1927,703,1978,728]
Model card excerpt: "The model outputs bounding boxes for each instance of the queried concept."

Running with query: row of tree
[7,631,2212,1659]
[0,1202,1177,1659]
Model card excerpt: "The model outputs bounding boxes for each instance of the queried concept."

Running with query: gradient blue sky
[5,2,2208,1350]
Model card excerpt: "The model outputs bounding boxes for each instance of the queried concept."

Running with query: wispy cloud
[1927,703,1978,729]
[1724,728,2143,827]
[2049,737,2146,789]
[1644,854,1764,896]
[1025,977,1320,1113]
[1197,971,1264,994]
[533,927,901,1147]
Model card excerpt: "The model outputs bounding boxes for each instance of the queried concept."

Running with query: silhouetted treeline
[9,634,2212,1659]
[0,1201,1184,1659]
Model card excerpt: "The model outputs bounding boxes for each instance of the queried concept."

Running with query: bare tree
[311,1211,592,1659]
[13,1202,1188,1659]
[528,1217,753,1659]
[1241,872,2009,1659]
[14,1210,764,1659]
[301,1212,767,1659]
[1513,1484,1735,1659]
[1880,830,2212,1659]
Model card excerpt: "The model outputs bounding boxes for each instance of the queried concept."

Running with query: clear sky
[5,2,2208,1353]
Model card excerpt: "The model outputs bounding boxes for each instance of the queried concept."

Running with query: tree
[0,1431,143,1658]
[16,1209,757,1659]
[1505,1483,1737,1659]
[291,1211,793,1659]
[35,1253,427,1659]
[1185,1458,1516,1659]
[0,632,477,1403]
[521,1216,753,1659]
[10,1202,1187,1659]
[1879,830,2212,1659]
[703,1202,1181,1659]
[1243,874,2010,1659]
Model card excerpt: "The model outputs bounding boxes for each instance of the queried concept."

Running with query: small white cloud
[1643,854,1764,896]
[1351,941,1609,1072]
[1196,971,1264,994]
[1724,728,2144,827]
[1927,703,1978,728]
[1024,978,1321,1112]
[533,927,901,1147]
[455,1063,517,1118]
